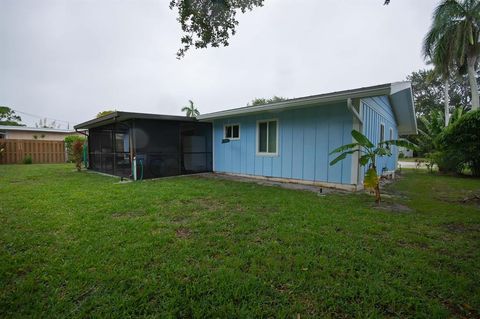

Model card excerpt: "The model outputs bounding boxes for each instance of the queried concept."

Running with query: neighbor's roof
[197,82,417,135]
[0,125,76,134]
[74,111,197,130]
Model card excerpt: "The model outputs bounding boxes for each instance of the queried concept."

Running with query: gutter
[75,128,89,137]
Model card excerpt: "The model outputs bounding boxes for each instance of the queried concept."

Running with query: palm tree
[424,0,480,110]
[181,100,200,117]
[427,59,452,126]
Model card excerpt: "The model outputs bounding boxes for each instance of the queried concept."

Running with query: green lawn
[1,164,479,318]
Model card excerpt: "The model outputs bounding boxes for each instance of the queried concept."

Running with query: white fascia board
[197,85,392,121]
[390,81,412,95]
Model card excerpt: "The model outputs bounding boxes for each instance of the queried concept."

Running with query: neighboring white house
[398,146,414,158]
[0,125,80,141]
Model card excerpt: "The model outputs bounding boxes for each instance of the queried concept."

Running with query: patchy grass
[0,165,479,318]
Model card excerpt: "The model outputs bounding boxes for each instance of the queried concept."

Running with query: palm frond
[329,143,359,155]
[351,130,374,148]
[329,150,359,166]
[374,147,391,157]
[424,0,479,81]
[380,139,418,150]
[359,154,372,166]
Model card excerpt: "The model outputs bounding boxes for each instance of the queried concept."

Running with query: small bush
[72,140,84,172]
[438,110,480,176]
[23,155,33,164]
[64,135,86,162]
[398,152,405,159]
[429,151,463,174]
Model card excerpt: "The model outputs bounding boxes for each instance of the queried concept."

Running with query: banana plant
[329,130,416,204]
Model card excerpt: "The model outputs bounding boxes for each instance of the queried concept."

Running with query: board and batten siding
[360,96,398,179]
[213,102,354,185]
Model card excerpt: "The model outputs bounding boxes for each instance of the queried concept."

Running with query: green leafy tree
[330,130,416,204]
[247,96,287,106]
[423,0,480,110]
[96,110,115,118]
[170,1,394,58]
[0,106,24,126]
[170,0,264,58]
[408,69,474,117]
[181,100,200,117]
[438,109,480,176]
[408,106,465,157]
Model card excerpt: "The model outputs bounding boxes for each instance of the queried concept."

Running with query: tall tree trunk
[444,78,450,126]
[467,56,479,110]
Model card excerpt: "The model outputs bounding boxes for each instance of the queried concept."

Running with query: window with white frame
[257,119,278,155]
[389,127,393,140]
[224,124,240,140]
[380,123,385,142]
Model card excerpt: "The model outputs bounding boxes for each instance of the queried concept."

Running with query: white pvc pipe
[133,156,137,181]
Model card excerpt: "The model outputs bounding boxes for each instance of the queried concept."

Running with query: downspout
[347,98,363,189]
[347,98,363,124]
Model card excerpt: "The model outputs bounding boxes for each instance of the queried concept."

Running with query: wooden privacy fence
[0,139,66,164]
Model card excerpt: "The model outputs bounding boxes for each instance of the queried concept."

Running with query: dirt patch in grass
[373,202,413,214]
[442,299,480,319]
[397,239,429,250]
[111,211,146,219]
[175,227,192,239]
[442,223,480,233]
[434,191,480,207]
[169,198,246,214]
[457,194,480,204]
[170,215,189,223]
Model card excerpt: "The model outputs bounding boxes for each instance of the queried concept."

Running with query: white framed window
[380,123,385,142]
[389,127,393,140]
[224,124,240,140]
[257,119,278,156]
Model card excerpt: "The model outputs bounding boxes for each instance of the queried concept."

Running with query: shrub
[23,155,33,164]
[398,152,405,159]
[429,151,463,174]
[64,135,86,162]
[439,110,480,176]
[72,140,84,172]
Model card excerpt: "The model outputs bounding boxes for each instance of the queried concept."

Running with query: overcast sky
[0,0,439,128]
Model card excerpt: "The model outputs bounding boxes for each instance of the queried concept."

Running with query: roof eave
[197,84,392,121]
[74,111,198,130]
[389,82,418,136]
[74,112,120,130]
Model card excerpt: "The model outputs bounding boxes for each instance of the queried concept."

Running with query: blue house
[198,82,417,191]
